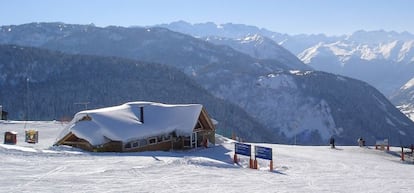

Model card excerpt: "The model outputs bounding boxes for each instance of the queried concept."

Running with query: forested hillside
[0,45,279,142]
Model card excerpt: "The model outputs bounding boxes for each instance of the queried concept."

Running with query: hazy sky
[1,0,413,35]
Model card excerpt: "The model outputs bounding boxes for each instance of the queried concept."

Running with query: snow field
[0,121,413,193]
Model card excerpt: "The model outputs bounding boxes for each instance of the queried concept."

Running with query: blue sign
[255,146,272,160]
[235,143,251,157]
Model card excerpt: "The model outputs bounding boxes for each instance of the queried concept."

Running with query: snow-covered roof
[58,102,203,146]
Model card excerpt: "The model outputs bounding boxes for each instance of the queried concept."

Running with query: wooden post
[249,158,253,169]
[387,145,390,151]
[270,160,273,172]
[234,154,238,163]
[401,147,405,161]
[254,159,258,169]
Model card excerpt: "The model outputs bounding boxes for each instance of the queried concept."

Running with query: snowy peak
[204,34,311,70]
[239,34,265,44]
[346,30,414,44]
[399,40,414,62]
[292,30,414,96]
[298,42,338,64]
[298,39,414,64]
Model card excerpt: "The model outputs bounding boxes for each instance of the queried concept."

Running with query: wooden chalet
[55,102,216,152]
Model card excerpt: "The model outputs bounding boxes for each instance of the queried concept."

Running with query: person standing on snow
[330,136,335,148]
[358,137,364,147]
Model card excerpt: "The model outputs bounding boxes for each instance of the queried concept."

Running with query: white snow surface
[59,102,202,146]
[397,104,414,122]
[400,77,414,90]
[399,40,414,62]
[1,121,413,192]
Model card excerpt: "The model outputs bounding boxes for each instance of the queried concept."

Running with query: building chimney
[140,106,144,123]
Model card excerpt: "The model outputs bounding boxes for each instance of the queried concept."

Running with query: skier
[357,137,364,147]
[330,136,335,148]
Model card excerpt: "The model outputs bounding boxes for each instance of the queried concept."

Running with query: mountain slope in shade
[205,69,414,145]
[0,44,278,142]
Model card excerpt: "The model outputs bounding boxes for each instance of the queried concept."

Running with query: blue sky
[1,0,413,35]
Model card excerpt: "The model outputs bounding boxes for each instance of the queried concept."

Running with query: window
[157,136,163,143]
[124,143,131,149]
[195,120,203,130]
[183,136,191,148]
[163,135,171,141]
[148,137,157,144]
[132,142,139,147]
[140,139,147,146]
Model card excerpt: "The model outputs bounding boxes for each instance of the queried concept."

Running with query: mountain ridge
[158,21,414,96]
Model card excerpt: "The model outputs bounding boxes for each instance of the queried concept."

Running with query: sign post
[234,143,253,168]
[255,146,273,171]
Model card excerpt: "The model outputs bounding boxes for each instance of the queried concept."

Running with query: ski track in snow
[0,121,414,192]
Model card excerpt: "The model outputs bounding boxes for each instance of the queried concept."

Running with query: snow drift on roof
[58,102,203,146]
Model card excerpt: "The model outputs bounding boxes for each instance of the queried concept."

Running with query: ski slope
[0,121,413,193]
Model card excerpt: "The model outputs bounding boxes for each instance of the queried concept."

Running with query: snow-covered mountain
[297,31,414,65]
[297,31,414,95]
[390,77,414,121]
[156,21,340,55]
[158,21,414,96]
[1,23,414,145]
[204,35,310,70]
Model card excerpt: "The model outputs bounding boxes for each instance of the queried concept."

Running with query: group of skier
[329,136,366,149]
